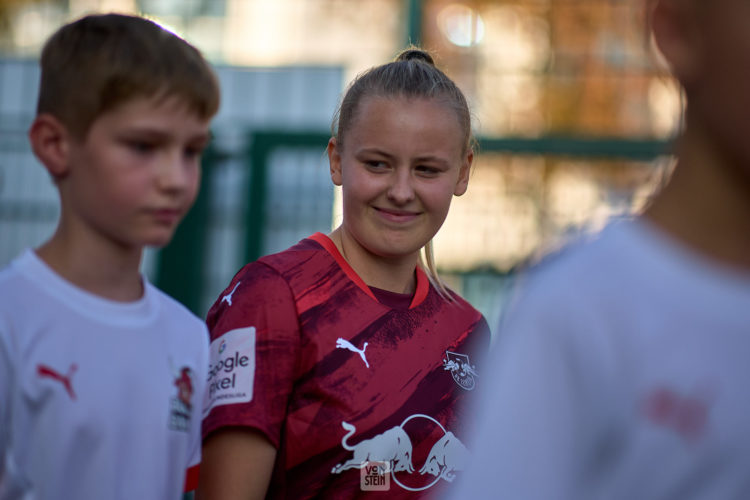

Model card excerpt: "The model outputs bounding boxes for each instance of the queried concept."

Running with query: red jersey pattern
[203,233,490,498]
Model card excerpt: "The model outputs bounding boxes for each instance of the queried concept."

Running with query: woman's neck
[330,227,418,295]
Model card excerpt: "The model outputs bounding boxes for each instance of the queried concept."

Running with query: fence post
[405,0,423,46]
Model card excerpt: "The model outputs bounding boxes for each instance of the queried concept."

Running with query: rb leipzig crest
[442,351,478,391]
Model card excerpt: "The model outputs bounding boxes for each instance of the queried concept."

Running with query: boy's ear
[28,114,72,180]
[650,0,701,85]
[327,137,343,187]
[454,150,473,197]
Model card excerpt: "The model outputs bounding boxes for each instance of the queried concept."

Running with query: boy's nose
[386,169,415,204]
[157,152,198,192]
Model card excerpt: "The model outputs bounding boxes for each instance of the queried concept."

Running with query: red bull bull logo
[331,422,414,475]
[418,431,469,483]
[331,414,469,492]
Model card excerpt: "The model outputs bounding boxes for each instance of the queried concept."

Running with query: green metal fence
[155,130,670,320]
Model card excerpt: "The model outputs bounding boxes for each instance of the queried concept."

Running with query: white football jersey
[0,250,209,500]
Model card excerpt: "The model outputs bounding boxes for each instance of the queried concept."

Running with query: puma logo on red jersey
[220,281,241,307]
[336,338,369,368]
[37,363,77,400]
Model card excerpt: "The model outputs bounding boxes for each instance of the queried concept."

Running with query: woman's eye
[365,160,387,169]
[416,165,440,175]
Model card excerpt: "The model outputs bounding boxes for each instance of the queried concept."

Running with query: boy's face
[63,95,211,249]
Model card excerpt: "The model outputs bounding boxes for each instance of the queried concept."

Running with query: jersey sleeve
[0,323,11,463]
[184,322,209,493]
[453,274,617,500]
[471,313,492,357]
[201,262,300,449]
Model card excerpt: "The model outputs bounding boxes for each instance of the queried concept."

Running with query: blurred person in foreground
[0,13,219,499]
[450,0,750,498]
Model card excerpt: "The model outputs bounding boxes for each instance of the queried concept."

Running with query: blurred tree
[0,0,58,53]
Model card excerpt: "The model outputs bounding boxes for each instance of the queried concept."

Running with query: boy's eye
[184,146,205,160]
[127,140,156,153]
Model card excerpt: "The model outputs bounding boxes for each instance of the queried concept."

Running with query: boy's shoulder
[0,249,32,279]
[538,218,639,270]
[146,283,208,357]
[147,281,204,326]
[513,218,645,303]
[0,255,28,342]
[0,250,45,308]
[0,249,205,335]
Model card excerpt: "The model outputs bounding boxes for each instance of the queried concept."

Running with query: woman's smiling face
[329,95,472,263]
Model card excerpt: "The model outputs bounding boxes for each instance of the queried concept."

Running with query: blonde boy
[0,13,219,499]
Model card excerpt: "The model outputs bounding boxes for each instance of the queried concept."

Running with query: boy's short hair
[37,13,220,139]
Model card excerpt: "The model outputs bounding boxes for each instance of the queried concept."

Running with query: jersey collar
[309,232,429,309]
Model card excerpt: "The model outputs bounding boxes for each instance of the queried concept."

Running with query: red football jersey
[203,233,490,498]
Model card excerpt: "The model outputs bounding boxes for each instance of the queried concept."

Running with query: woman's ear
[28,114,72,180]
[328,137,343,187]
[454,149,473,196]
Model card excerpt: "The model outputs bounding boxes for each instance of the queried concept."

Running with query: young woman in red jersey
[197,48,490,499]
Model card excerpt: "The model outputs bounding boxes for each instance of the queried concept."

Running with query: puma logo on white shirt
[336,338,369,368]
[221,282,241,307]
[37,363,78,400]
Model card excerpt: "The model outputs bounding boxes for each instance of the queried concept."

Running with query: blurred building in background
[0,0,679,325]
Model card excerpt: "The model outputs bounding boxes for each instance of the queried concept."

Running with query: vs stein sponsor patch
[203,327,255,414]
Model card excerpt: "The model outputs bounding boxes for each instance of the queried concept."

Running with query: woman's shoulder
[210,235,329,310]
[436,284,482,314]
[258,234,328,273]
[426,284,487,332]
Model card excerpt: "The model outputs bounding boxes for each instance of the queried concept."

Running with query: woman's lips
[374,207,419,223]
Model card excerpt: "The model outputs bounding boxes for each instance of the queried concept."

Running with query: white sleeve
[0,322,14,483]
[187,324,209,471]
[449,277,617,500]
